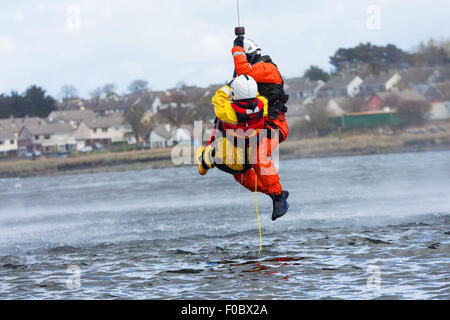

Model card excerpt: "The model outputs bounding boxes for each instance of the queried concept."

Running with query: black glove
[233,36,244,48]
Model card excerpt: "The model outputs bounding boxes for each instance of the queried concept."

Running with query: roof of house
[47,110,96,122]
[0,127,15,140]
[399,67,439,87]
[284,77,323,93]
[286,102,308,117]
[22,122,75,135]
[320,74,360,90]
[155,86,208,105]
[362,71,399,86]
[375,90,426,102]
[151,125,172,140]
[436,67,450,82]
[433,82,450,100]
[60,91,157,113]
[82,115,124,129]
[173,124,194,136]
[0,117,42,134]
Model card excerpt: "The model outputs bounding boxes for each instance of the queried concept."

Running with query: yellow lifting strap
[255,175,262,256]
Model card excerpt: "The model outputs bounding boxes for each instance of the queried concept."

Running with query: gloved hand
[233,36,244,48]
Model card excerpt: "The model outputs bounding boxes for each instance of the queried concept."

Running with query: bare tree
[157,91,191,127]
[89,87,103,106]
[102,83,117,96]
[347,97,366,113]
[128,80,149,94]
[124,104,153,144]
[60,85,79,100]
[396,100,431,126]
[60,85,79,108]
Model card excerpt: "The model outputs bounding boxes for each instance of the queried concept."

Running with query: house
[323,96,371,117]
[146,124,173,148]
[419,82,450,120]
[18,122,76,154]
[151,86,207,114]
[59,90,156,116]
[284,78,325,101]
[0,117,42,156]
[399,67,441,89]
[366,90,426,112]
[47,110,96,127]
[74,115,134,148]
[0,126,18,157]
[171,125,194,146]
[318,74,363,98]
[360,71,401,94]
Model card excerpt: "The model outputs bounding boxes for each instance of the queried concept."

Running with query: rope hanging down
[255,175,262,256]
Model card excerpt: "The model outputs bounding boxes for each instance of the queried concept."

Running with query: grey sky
[0,0,449,98]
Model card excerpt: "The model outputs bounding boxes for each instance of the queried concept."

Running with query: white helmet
[243,38,261,55]
[230,74,258,101]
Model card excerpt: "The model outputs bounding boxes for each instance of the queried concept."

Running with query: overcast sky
[0,0,449,98]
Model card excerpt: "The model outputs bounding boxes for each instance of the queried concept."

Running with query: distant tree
[89,87,103,99]
[347,97,366,113]
[396,100,431,126]
[60,85,79,100]
[329,42,411,74]
[23,85,57,118]
[384,94,402,108]
[123,104,153,143]
[290,103,335,138]
[128,80,149,94]
[175,81,187,91]
[0,86,56,119]
[102,83,117,97]
[412,39,450,67]
[89,87,103,106]
[185,93,215,122]
[304,65,330,82]
[60,85,79,108]
[157,91,191,127]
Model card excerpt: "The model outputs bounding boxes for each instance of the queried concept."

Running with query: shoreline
[1,132,450,179]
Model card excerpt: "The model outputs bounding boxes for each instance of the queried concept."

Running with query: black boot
[270,190,289,221]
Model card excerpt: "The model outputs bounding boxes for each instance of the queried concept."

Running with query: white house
[318,74,363,98]
[284,78,325,101]
[0,127,17,156]
[360,72,402,94]
[429,101,450,120]
[418,82,450,120]
[146,124,173,148]
[171,125,194,146]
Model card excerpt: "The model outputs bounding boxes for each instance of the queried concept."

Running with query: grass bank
[280,128,450,159]
[0,148,173,178]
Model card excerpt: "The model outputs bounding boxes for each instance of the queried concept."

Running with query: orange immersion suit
[231,46,290,195]
[200,85,283,196]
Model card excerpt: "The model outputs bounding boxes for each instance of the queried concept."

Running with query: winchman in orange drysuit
[196,74,289,221]
[231,36,290,205]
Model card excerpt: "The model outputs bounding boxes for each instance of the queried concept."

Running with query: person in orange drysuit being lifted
[197,74,289,221]
[231,36,290,204]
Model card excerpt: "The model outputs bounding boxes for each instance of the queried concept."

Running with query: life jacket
[220,98,265,136]
[253,56,290,105]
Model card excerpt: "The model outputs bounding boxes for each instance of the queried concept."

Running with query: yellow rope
[255,175,262,256]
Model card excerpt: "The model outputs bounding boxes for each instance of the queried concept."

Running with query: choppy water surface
[0,151,449,299]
